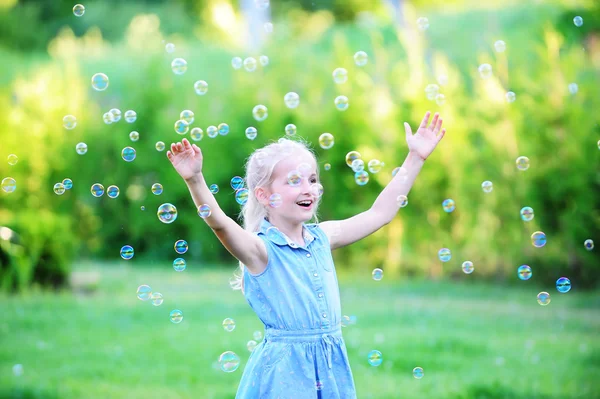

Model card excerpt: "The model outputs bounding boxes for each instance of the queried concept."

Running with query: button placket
[306,246,329,328]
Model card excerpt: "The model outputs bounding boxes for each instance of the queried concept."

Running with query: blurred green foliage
[0,0,599,291]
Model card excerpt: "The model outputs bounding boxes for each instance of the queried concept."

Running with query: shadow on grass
[0,388,59,399]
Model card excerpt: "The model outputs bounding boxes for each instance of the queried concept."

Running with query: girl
[167,111,445,398]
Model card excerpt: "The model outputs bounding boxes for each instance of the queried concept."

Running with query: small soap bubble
[170,309,183,323]
[413,367,424,379]
[252,105,268,121]
[190,127,203,141]
[584,239,594,250]
[259,55,269,66]
[194,80,208,95]
[73,4,85,16]
[516,156,529,170]
[264,22,273,33]
[367,159,382,173]
[141,206,145,211]
[494,40,506,52]
[53,183,65,195]
[121,147,136,162]
[173,258,186,272]
[341,315,351,327]
[103,112,114,124]
[151,292,164,306]
[481,181,493,193]
[573,16,583,27]
[155,141,166,152]
[537,292,551,306]
[334,95,349,111]
[120,245,134,260]
[316,381,324,391]
[91,73,109,91]
[12,364,23,377]
[152,183,163,195]
[368,350,382,366]
[438,248,451,262]
[124,110,137,123]
[7,154,18,166]
[354,51,368,67]
[520,207,534,222]
[287,170,302,186]
[62,178,73,190]
[107,185,120,198]
[269,193,282,208]
[284,92,300,109]
[209,184,219,194]
[351,159,365,173]
[137,285,152,300]
[90,183,104,197]
[219,351,240,372]
[247,340,257,352]
[63,115,77,129]
[372,268,383,281]
[222,318,236,332]
[171,58,187,75]
[478,64,493,79]
[310,183,324,198]
[230,176,244,190]
[462,261,474,274]
[253,331,263,341]
[174,240,188,254]
[425,84,439,100]
[129,131,139,142]
[442,199,455,213]
[76,142,88,155]
[198,204,212,218]
[157,203,178,224]
[232,57,243,69]
[324,163,331,171]
[285,124,297,136]
[207,126,218,138]
[531,231,546,248]
[180,110,194,124]
[396,195,408,208]
[345,151,361,167]
[332,68,348,84]
[506,91,516,103]
[319,133,334,149]
[174,120,189,135]
[568,83,578,95]
[110,108,122,122]
[416,17,429,31]
[243,57,257,72]
[165,43,175,53]
[437,74,448,86]
[435,94,446,106]
[235,188,249,205]
[518,265,532,280]
[218,123,229,136]
[354,171,369,186]
[556,277,571,293]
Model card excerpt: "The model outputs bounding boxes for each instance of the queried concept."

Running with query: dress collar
[258,218,316,248]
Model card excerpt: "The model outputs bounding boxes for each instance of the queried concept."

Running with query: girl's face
[257,152,320,223]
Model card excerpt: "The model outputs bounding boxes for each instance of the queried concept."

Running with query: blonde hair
[230,138,321,291]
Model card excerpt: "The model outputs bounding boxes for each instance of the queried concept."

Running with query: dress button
[322,313,327,318]
[318,293,324,298]
[313,273,318,277]
[306,253,311,258]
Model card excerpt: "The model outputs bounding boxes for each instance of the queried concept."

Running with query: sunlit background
[0,0,599,398]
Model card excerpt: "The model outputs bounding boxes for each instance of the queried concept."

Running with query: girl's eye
[310,178,317,183]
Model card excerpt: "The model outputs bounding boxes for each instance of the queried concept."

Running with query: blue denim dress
[236,218,357,399]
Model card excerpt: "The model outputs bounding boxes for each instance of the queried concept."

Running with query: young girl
[167,111,445,398]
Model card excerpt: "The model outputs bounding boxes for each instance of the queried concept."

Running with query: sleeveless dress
[236,218,357,399]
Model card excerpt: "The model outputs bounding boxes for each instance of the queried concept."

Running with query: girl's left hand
[404,111,446,161]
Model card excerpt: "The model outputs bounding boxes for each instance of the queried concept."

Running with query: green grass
[1,262,599,399]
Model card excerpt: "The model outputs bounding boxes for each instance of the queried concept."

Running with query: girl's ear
[255,187,269,206]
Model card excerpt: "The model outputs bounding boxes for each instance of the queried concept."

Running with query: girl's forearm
[184,173,231,231]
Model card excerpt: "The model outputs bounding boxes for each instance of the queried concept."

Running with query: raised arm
[320,112,446,250]
[167,139,267,273]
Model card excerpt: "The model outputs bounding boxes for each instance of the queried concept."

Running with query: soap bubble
[120,245,134,260]
[367,159,382,173]
[351,159,364,173]
[173,258,186,272]
[264,22,273,33]
[556,277,571,293]
[345,151,361,167]
[174,240,188,254]
[165,43,175,53]
[73,4,85,16]
[425,84,439,100]
[416,17,429,31]
[568,83,578,95]
[354,51,368,67]
[124,110,137,123]
[171,58,187,75]
[245,127,257,140]
[332,68,348,84]
[129,131,139,142]
[102,112,114,124]
[442,199,455,213]
[155,141,166,152]
[324,163,331,171]
[435,94,446,106]
[284,92,300,109]
[170,309,183,323]
[285,124,296,136]
[7,154,18,166]
[584,239,594,251]
[190,127,203,141]
[180,110,194,124]
[121,147,136,162]
[367,350,382,366]
[517,265,532,280]
[207,126,218,138]
[63,115,77,129]
[252,105,268,121]
[413,367,424,379]
[481,181,493,193]
[531,231,547,248]
[478,64,493,79]
[230,176,244,190]
[506,91,516,103]
[198,204,212,218]
[253,331,263,341]
[269,193,282,208]
[319,133,334,149]
[90,183,104,197]
[462,261,474,274]
[62,178,73,189]
[222,318,236,332]
[151,293,164,306]
[137,285,152,301]
[516,156,529,170]
[396,195,408,208]
[219,351,240,372]
[174,120,189,135]
[244,57,257,72]
[157,203,178,224]
[107,185,120,198]
[520,207,534,222]
[194,80,208,95]
[53,183,65,195]
[354,171,369,186]
[235,188,249,205]
[91,73,109,91]
[247,340,257,352]
[573,16,583,27]
[334,96,349,111]
[259,55,269,66]
[536,292,550,306]
[209,184,219,194]
[110,108,122,122]
[438,248,451,262]
[372,268,383,281]
[218,123,229,136]
[151,183,163,195]
[494,40,506,52]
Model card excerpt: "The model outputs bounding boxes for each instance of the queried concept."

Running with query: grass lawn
[0,261,599,399]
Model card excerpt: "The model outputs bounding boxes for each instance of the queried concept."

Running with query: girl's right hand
[167,139,203,181]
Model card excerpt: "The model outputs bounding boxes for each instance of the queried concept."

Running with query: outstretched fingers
[404,122,413,141]
[434,117,443,134]
[436,128,446,143]
[428,113,440,130]
[419,111,431,130]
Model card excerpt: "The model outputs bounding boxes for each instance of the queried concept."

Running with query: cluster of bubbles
[231,55,270,72]
[52,178,73,195]
[136,285,164,307]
